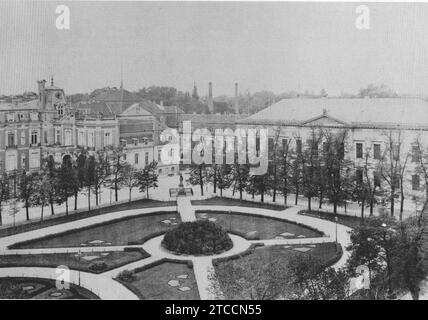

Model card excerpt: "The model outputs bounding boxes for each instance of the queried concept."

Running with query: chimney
[234,82,239,114]
[37,80,46,102]
[208,82,213,113]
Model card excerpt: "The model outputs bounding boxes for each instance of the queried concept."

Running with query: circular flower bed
[161,220,233,255]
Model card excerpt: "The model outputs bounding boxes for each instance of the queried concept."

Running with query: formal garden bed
[299,210,362,229]
[192,197,287,211]
[11,212,180,249]
[195,211,323,240]
[213,242,342,299]
[0,249,149,274]
[0,199,176,238]
[0,277,99,299]
[162,221,233,255]
[115,261,199,300]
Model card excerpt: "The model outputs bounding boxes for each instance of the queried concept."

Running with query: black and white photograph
[0,0,428,305]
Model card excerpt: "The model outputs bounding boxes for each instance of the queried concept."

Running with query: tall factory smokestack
[208,82,214,113]
[234,82,239,114]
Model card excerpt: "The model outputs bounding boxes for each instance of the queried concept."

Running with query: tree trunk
[0,204,2,226]
[369,198,374,216]
[25,200,29,221]
[261,192,264,203]
[284,189,288,206]
[220,188,223,197]
[50,199,54,216]
[333,202,337,214]
[95,186,99,206]
[74,191,78,211]
[308,196,312,212]
[115,177,118,202]
[40,206,44,223]
[319,191,323,209]
[146,187,149,200]
[295,186,299,205]
[88,187,91,211]
[65,198,69,216]
[361,199,365,218]
[252,191,255,199]
[400,191,404,221]
[390,190,395,217]
[200,182,204,196]
[129,188,132,202]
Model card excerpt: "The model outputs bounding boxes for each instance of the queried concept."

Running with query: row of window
[123,152,150,166]
[77,130,112,148]
[355,168,421,191]
[2,152,40,171]
[355,143,421,162]
[6,131,39,147]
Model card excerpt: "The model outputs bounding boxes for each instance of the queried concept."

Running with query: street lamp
[77,250,82,287]
[335,215,338,243]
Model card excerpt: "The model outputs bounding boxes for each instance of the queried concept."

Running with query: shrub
[117,270,136,282]
[88,261,108,272]
[162,220,233,255]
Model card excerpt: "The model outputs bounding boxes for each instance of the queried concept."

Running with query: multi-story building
[239,98,428,201]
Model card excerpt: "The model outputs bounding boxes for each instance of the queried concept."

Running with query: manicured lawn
[195,211,323,239]
[0,250,148,274]
[299,210,361,229]
[122,262,200,300]
[0,199,176,238]
[13,212,180,249]
[214,243,341,299]
[0,277,99,299]
[192,197,287,211]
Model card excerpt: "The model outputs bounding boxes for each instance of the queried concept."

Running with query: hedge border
[192,196,288,211]
[195,210,325,238]
[113,258,198,300]
[0,249,150,275]
[9,211,179,250]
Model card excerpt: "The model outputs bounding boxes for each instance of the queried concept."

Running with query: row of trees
[0,147,159,225]
[188,127,427,220]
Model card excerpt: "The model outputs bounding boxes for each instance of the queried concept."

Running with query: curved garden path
[0,200,352,300]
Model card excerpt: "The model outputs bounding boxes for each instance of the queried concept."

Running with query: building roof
[241,98,428,128]
[73,101,113,116]
[0,99,40,110]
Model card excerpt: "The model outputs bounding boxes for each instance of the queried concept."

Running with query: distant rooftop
[241,98,428,128]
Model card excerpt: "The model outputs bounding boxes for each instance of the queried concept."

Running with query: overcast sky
[1,1,428,97]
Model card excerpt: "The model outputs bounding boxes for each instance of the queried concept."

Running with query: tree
[246,173,269,203]
[57,161,78,216]
[391,209,427,300]
[74,153,87,210]
[289,148,303,205]
[42,157,59,216]
[230,163,249,201]
[267,127,282,202]
[188,164,209,196]
[378,130,409,219]
[301,128,323,211]
[30,173,51,223]
[324,130,354,213]
[212,164,232,197]
[18,171,36,221]
[8,198,20,227]
[108,146,127,202]
[84,155,96,211]
[136,161,159,199]
[358,84,397,98]
[93,151,110,206]
[278,138,293,206]
[121,164,139,202]
[287,255,351,300]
